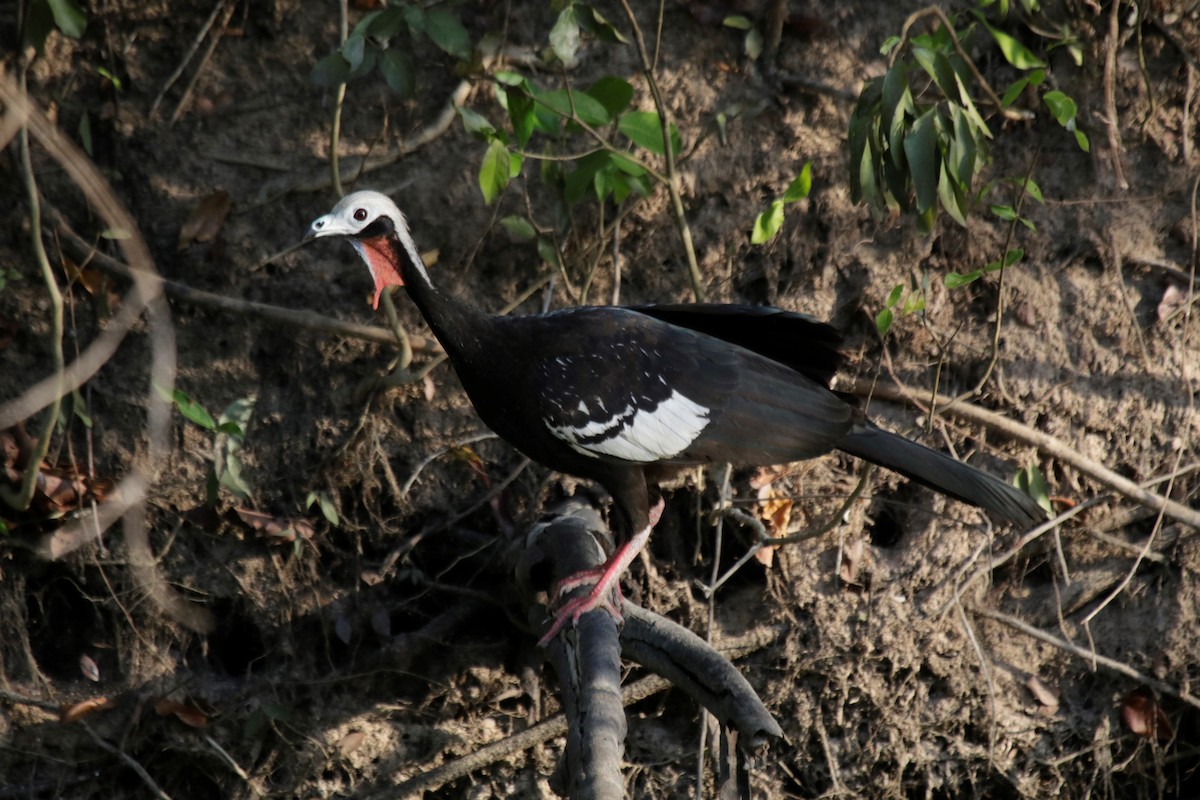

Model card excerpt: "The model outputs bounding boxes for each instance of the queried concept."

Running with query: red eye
[353,208,368,222]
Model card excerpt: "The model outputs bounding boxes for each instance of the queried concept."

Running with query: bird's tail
[838,423,1046,526]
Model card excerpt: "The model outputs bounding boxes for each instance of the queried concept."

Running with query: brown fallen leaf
[235,507,315,543]
[1121,686,1173,742]
[59,251,111,298]
[1026,675,1060,711]
[178,189,232,250]
[60,696,114,723]
[838,537,866,587]
[155,699,208,728]
[338,730,367,756]
[79,654,101,683]
[1157,283,1187,322]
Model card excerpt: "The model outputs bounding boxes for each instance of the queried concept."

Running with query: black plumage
[306,190,1046,643]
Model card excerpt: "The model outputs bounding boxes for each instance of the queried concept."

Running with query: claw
[537,498,663,647]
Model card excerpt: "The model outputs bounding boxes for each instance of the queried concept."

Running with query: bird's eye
[353,208,369,222]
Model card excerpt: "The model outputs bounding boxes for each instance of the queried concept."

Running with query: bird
[305,190,1046,645]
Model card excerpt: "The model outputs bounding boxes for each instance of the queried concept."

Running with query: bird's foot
[537,576,625,646]
[537,498,663,647]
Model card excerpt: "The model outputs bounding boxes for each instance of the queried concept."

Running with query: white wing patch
[546,389,711,463]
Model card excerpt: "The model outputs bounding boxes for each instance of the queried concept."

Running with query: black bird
[306,190,1045,644]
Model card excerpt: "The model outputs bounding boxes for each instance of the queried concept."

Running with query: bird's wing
[630,303,844,387]
[533,309,853,466]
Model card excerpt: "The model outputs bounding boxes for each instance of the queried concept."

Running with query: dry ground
[2,0,1199,798]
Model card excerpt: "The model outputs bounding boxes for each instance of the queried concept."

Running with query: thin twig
[854,379,1200,530]
[1102,0,1130,190]
[616,0,706,301]
[149,0,227,117]
[973,606,1200,711]
[79,721,173,800]
[49,217,437,351]
[1,66,64,511]
[168,0,236,126]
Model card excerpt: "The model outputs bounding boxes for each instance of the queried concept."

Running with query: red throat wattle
[358,236,404,309]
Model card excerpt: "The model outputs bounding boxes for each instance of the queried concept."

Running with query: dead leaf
[235,507,315,544]
[839,537,866,586]
[1157,283,1187,322]
[753,476,792,568]
[338,730,367,756]
[178,190,232,250]
[60,696,114,722]
[1026,675,1059,710]
[1121,686,1173,742]
[155,699,208,728]
[79,654,101,682]
[59,252,110,298]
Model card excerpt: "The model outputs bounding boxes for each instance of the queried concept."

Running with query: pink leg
[538,498,664,646]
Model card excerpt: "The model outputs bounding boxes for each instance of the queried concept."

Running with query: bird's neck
[385,234,496,365]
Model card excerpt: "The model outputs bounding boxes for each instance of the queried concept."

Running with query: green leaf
[901,290,925,315]
[457,106,496,138]
[157,384,216,431]
[744,28,763,60]
[1042,90,1076,126]
[885,283,904,308]
[219,395,256,439]
[499,215,537,240]
[948,105,977,192]
[310,51,351,87]
[782,162,813,203]
[218,454,253,500]
[47,0,87,38]
[564,151,609,204]
[1000,75,1029,108]
[379,49,415,96]
[1013,464,1053,513]
[723,15,752,30]
[550,6,581,62]
[538,88,611,127]
[587,76,634,118]
[618,110,680,155]
[903,109,939,214]
[78,113,92,158]
[307,491,340,525]
[875,307,894,336]
[503,87,535,147]
[346,47,377,81]
[1074,128,1089,152]
[577,3,628,43]
[937,159,968,226]
[367,7,406,38]
[341,33,366,69]
[944,270,981,289]
[479,139,511,204]
[96,66,122,91]
[751,200,785,245]
[425,6,471,60]
[983,22,1045,69]
[879,35,901,56]
[991,204,1017,221]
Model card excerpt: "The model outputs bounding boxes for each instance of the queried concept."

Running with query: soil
[2,0,1199,798]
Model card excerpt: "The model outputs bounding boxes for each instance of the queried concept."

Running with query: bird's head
[306,190,426,309]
